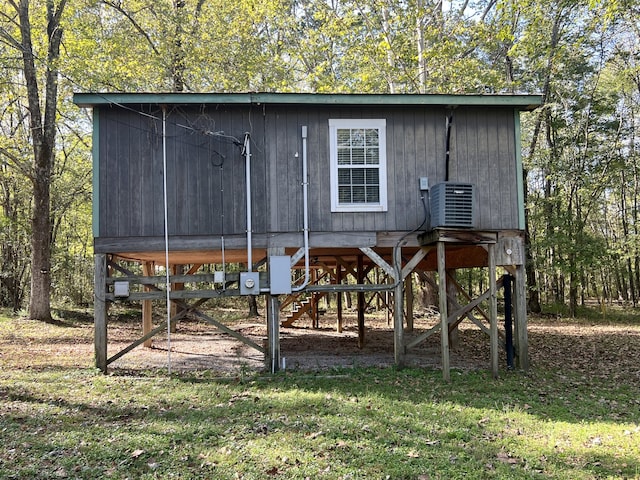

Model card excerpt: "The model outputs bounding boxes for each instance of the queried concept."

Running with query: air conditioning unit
[430,182,476,228]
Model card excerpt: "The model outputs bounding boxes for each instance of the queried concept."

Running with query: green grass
[1,311,639,479]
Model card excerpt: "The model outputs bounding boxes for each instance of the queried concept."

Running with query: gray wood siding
[451,108,518,230]
[98,106,267,238]
[96,103,520,245]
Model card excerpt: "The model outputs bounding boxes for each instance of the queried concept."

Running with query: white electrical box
[213,271,225,284]
[419,177,429,191]
[269,255,292,295]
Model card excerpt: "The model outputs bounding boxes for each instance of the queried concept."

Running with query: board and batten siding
[95,103,521,245]
[98,105,267,238]
[450,108,518,230]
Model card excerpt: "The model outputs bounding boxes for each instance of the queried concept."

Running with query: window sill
[331,204,387,213]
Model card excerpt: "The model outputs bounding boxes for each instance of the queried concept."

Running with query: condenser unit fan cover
[430,182,476,228]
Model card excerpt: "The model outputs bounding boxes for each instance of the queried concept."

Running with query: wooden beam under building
[94,254,108,373]
[437,242,450,381]
[142,261,154,348]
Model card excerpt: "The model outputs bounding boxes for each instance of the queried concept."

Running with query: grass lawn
[1,308,639,479]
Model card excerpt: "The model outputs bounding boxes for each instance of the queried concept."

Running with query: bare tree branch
[101,0,161,56]
[0,146,34,181]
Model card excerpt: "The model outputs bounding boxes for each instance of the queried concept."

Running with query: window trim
[329,118,388,212]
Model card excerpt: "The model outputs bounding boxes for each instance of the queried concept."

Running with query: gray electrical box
[430,182,476,228]
[269,255,292,295]
[240,271,260,295]
[113,281,130,298]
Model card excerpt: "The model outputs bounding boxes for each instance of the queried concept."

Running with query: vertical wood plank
[496,109,515,228]
[169,264,182,333]
[405,273,414,332]
[128,110,142,236]
[94,254,107,373]
[336,262,343,333]
[452,108,468,184]
[437,242,450,381]
[514,263,529,370]
[266,294,281,373]
[151,113,165,237]
[251,109,268,234]
[357,255,365,349]
[142,261,154,348]
[141,114,157,235]
[446,270,460,348]
[391,112,409,230]
[265,106,280,232]
[310,269,318,328]
[489,243,499,378]
[308,111,326,231]
[394,246,405,366]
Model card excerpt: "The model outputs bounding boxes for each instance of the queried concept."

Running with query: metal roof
[73,92,542,110]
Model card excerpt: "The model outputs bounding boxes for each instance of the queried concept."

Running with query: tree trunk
[29,160,53,320]
[14,0,67,321]
[248,295,259,317]
[568,254,578,318]
[172,0,186,91]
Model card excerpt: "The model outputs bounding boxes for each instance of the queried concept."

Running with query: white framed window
[329,118,387,212]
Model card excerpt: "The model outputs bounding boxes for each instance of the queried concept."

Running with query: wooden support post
[266,247,283,373]
[446,270,460,348]
[94,254,108,373]
[405,273,414,332]
[169,264,184,333]
[488,243,499,378]
[266,294,281,373]
[357,255,365,349]
[311,269,318,329]
[336,263,343,333]
[313,294,320,328]
[514,264,529,370]
[142,261,154,348]
[386,290,391,326]
[437,242,450,381]
[394,245,405,366]
[376,269,383,311]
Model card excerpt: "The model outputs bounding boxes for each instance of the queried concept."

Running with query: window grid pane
[332,120,385,210]
[337,166,380,205]
[336,128,380,167]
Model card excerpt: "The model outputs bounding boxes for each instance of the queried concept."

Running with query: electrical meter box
[240,272,260,295]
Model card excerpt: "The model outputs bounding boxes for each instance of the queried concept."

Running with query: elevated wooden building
[74,92,541,379]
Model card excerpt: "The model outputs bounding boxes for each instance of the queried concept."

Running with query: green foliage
[518,0,640,309]
[2,0,640,309]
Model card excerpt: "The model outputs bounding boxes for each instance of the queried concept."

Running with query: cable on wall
[445,111,453,182]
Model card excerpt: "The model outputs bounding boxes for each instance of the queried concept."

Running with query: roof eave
[73,92,543,110]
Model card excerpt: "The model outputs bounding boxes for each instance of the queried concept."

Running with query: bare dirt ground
[99,309,640,380]
[3,307,639,380]
[104,311,489,374]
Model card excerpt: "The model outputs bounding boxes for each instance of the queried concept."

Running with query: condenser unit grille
[430,182,476,228]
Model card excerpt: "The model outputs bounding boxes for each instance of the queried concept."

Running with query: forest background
[0,0,638,321]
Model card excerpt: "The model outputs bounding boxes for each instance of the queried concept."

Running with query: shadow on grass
[3,305,640,479]
[2,365,639,479]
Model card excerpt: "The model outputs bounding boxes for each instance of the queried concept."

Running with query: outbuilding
[74,92,541,379]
